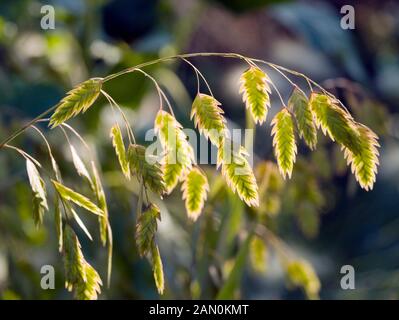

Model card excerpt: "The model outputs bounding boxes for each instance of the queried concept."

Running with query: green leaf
[239,66,271,124]
[128,144,166,196]
[271,108,297,179]
[26,159,48,227]
[181,167,209,221]
[155,110,195,193]
[344,124,380,191]
[309,93,361,154]
[191,93,227,145]
[135,204,160,257]
[63,225,102,300]
[110,124,130,180]
[217,232,253,299]
[218,141,259,207]
[52,180,104,216]
[289,88,317,150]
[49,78,102,128]
[150,242,164,295]
[286,259,320,300]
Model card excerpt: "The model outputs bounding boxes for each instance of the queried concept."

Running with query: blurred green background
[1,0,399,299]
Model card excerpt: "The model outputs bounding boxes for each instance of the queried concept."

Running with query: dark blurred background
[1,0,399,299]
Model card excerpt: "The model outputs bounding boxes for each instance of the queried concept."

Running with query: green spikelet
[52,180,104,216]
[69,145,93,185]
[239,66,271,124]
[54,196,63,252]
[249,236,268,273]
[154,110,194,193]
[26,159,48,227]
[344,124,380,191]
[90,162,108,245]
[49,78,102,128]
[271,109,297,179]
[309,93,361,154]
[150,242,164,295]
[110,124,130,180]
[181,167,209,221]
[286,260,320,300]
[135,204,160,257]
[218,141,259,207]
[289,88,317,150]
[128,144,166,196]
[63,226,102,300]
[89,161,113,287]
[191,93,227,145]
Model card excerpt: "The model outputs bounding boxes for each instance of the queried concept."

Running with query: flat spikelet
[181,167,209,221]
[26,159,48,227]
[52,180,104,216]
[110,124,130,180]
[90,162,109,245]
[50,78,102,128]
[135,204,160,257]
[218,141,259,207]
[289,88,317,150]
[70,145,93,185]
[128,144,166,196]
[150,242,164,295]
[63,226,102,300]
[154,110,194,193]
[191,93,226,145]
[249,236,268,273]
[90,161,112,287]
[271,109,297,179]
[344,124,380,191]
[309,93,361,154]
[239,66,271,124]
[55,196,63,252]
[286,260,320,300]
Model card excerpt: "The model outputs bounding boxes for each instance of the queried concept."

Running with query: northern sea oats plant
[0,52,380,299]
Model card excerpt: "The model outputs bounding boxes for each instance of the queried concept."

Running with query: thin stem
[181,57,214,96]
[101,90,136,144]
[30,125,61,179]
[0,52,346,150]
[3,144,42,168]
[251,61,287,107]
[59,125,72,147]
[270,80,287,108]
[102,52,247,83]
[0,103,60,149]
[182,58,200,94]
[30,125,53,159]
[133,68,175,117]
[61,123,92,154]
[254,224,292,262]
